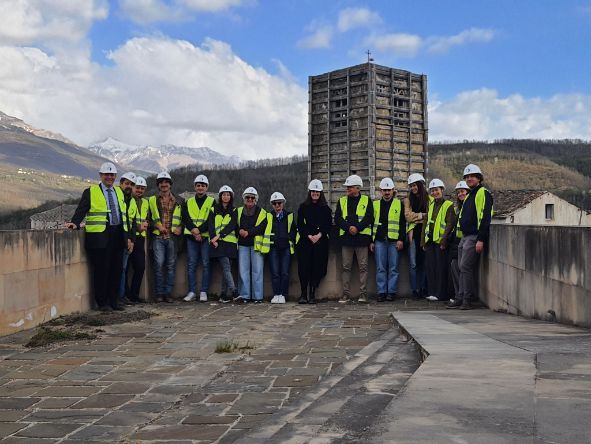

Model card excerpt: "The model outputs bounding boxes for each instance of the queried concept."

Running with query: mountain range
[88,137,240,173]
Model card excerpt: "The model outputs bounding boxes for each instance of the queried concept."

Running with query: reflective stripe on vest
[266,212,295,254]
[237,207,268,253]
[455,205,463,239]
[214,212,238,244]
[339,195,372,236]
[456,187,493,234]
[149,195,182,235]
[135,197,149,237]
[86,185,127,233]
[372,199,402,241]
[184,196,215,237]
[426,199,453,244]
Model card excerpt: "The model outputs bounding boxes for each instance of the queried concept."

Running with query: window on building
[545,204,554,220]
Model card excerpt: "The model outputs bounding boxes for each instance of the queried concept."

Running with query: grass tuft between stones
[215,339,256,353]
[26,327,97,348]
[47,309,156,327]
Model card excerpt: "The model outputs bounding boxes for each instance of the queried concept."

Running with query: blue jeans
[217,257,236,296]
[269,247,291,296]
[409,237,426,292]
[153,238,176,295]
[186,239,210,293]
[238,245,264,300]
[119,249,130,300]
[374,240,400,295]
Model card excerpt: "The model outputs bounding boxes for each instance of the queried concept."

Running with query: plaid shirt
[158,194,176,240]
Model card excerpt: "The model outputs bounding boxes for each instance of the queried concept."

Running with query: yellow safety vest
[267,212,295,254]
[86,185,127,233]
[214,211,238,244]
[184,195,215,237]
[406,195,433,234]
[237,207,268,253]
[135,197,149,238]
[339,195,372,236]
[456,186,493,234]
[372,199,402,241]
[455,204,463,239]
[425,199,454,244]
[148,195,182,235]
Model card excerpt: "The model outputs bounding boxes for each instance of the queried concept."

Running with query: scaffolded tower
[308,62,428,207]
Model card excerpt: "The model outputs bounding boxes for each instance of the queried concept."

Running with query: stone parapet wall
[480,225,591,328]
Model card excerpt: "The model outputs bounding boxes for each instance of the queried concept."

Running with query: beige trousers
[341,245,368,299]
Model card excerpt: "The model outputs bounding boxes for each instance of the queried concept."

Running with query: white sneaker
[199,291,208,302]
[278,295,286,304]
[449,298,455,304]
[271,295,280,304]
[183,291,196,302]
[426,295,439,301]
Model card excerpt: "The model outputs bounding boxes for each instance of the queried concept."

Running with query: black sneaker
[298,296,308,304]
[97,305,113,312]
[459,302,473,310]
[377,293,386,302]
[447,299,462,309]
[412,290,421,300]
[112,305,125,311]
[386,294,396,301]
[219,295,231,303]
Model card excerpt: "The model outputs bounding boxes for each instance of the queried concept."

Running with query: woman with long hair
[208,185,238,303]
[404,174,430,299]
[296,179,332,304]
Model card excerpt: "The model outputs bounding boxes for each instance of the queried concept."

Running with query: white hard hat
[308,179,323,192]
[379,177,395,190]
[242,186,258,197]
[135,176,147,187]
[463,164,483,177]
[157,171,172,181]
[121,172,136,183]
[194,174,209,185]
[455,180,469,190]
[429,178,445,190]
[344,174,363,187]
[219,185,233,195]
[407,173,426,185]
[270,192,286,203]
[99,162,117,174]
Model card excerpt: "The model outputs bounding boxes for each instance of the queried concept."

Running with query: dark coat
[208,204,238,259]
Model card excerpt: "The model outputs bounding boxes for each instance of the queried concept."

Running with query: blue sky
[1,0,590,158]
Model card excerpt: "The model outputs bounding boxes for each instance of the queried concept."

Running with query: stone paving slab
[0,300,410,442]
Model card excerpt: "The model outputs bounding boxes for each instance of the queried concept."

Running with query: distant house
[492,190,591,226]
[30,204,79,230]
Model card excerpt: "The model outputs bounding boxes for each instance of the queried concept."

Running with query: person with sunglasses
[267,192,297,304]
[235,187,268,303]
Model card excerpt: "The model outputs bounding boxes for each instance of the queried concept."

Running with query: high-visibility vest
[455,204,463,239]
[214,211,238,244]
[135,197,149,238]
[267,212,295,254]
[372,199,402,241]
[425,199,454,244]
[120,191,138,234]
[339,195,372,236]
[148,195,182,235]
[406,195,433,234]
[184,195,215,237]
[456,186,493,234]
[86,185,128,233]
[237,207,268,253]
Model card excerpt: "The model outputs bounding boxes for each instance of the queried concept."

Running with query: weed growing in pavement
[215,339,256,353]
[26,327,97,348]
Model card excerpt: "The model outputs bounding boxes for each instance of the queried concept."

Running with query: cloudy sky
[0,0,590,159]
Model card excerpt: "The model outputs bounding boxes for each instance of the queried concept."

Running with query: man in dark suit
[66,162,132,311]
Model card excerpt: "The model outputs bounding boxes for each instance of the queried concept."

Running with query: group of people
[67,161,492,312]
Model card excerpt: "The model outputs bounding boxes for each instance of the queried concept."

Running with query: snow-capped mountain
[87,137,240,173]
[0,111,75,145]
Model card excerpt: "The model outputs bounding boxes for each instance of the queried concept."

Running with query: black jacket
[71,187,130,249]
[459,184,493,242]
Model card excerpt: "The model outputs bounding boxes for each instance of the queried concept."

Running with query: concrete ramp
[373,312,536,443]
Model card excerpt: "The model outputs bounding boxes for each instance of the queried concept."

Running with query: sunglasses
[271,201,283,206]
[244,196,256,200]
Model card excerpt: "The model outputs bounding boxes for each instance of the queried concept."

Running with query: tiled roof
[30,204,78,222]
[492,190,546,217]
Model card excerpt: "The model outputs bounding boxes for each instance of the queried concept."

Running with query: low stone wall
[0,230,412,336]
[480,225,591,328]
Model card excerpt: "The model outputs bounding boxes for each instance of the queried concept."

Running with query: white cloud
[119,0,183,24]
[0,36,307,159]
[179,0,244,12]
[427,27,495,54]
[0,0,108,46]
[429,89,591,141]
[297,24,333,49]
[365,33,422,57]
[337,7,381,32]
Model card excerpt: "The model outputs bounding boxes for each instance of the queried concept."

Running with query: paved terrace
[0,302,590,443]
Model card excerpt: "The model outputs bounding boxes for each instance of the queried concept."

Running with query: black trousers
[425,242,449,300]
[297,238,329,291]
[86,226,124,308]
[127,236,146,301]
